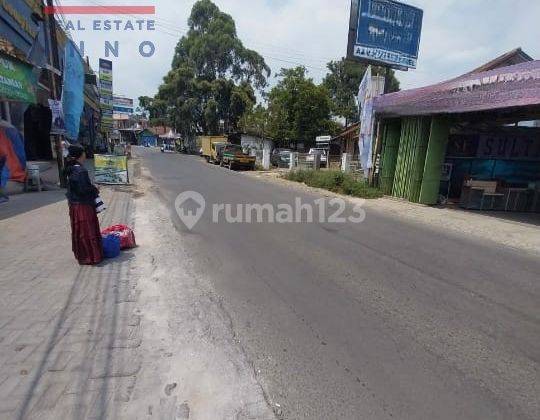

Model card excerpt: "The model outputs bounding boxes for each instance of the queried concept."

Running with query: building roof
[373,59,540,118]
[467,48,533,74]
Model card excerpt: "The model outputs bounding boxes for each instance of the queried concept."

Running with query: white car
[307,148,328,163]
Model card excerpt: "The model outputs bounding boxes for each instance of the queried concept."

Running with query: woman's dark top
[66,163,99,206]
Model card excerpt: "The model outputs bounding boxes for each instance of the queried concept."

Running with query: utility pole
[45,0,66,187]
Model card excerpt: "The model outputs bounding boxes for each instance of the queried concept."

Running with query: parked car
[271,148,292,168]
[161,140,176,153]
[307,148,328,163]
[221,144,256,170]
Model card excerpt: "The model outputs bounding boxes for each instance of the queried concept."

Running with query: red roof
[374,60,540,117]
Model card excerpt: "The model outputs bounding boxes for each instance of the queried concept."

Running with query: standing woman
[65,144,103,265]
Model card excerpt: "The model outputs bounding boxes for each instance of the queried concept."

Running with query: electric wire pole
[45,0,66,187]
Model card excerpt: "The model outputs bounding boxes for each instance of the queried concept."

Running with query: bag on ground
[102,234,121,259]
[101,224,136,249]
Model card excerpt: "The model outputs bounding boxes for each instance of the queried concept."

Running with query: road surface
[137,147,539,420]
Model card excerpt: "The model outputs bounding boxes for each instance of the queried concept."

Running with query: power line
[82,0,332,71]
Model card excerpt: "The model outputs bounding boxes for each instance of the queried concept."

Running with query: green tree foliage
[137,96,168,126]
[239,104,270,138]
[323,58,400,126]
[154,0,269,138]
[266,67,340,148]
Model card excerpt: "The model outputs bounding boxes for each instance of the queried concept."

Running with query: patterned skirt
[69,203,103,265]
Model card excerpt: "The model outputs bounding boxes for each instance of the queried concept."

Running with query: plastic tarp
[0,126,26,186]
[62,42,85,141]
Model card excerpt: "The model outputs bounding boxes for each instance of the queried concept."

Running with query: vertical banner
[48,99,66,135]
[62,42,85,140]
[358,66,385,170]
[99,59,113,133]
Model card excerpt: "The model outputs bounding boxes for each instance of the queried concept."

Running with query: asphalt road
[137,147,540,420]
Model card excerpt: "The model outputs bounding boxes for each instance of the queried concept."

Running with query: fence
[287,152,365,180]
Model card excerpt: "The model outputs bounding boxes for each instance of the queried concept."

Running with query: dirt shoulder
[244,170,540,256]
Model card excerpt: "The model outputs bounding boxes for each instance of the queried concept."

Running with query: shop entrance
[23,104,53,161]
[443,121,540,213]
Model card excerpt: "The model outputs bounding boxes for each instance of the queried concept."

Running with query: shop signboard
[0,52,36,103]
[347,0,423,69]
[99,59,114,132]
[94,154,129,184]
[447,132,540,162]
[478,133,540,161]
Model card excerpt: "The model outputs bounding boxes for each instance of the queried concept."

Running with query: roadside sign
[0,53,36,103]
[316,136,331,143]
[347,0,423,70]
[94,154,129,184]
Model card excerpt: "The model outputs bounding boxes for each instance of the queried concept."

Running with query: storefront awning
[374,60,540,118]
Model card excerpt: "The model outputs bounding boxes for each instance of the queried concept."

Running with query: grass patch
[284,170,383,199]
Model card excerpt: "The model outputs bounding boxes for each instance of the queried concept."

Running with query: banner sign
[0,52,36,103]
[358,66,385,170]
[348,0,423,69]
[62,42,84,140]
[99,58,113,132]
[48,99,66,135]
[94,154,129,184]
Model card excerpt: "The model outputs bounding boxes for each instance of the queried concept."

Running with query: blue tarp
[62,42,85,141]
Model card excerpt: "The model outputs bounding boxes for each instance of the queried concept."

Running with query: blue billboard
[348,0,423,69]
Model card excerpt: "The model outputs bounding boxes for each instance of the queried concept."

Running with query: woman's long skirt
[69,203,103,265]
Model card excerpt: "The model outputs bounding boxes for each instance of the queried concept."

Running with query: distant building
[113,96,134,116]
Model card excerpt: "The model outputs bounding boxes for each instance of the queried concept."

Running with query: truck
[200,136,229,164]
[220,144,256,170]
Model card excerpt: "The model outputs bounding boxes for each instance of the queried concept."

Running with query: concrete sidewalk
[0,186,141,419]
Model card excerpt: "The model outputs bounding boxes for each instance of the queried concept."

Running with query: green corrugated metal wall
[391,117,431,202]
[379,121,401,195]
[379,115,450,204]
[419,117,451,205]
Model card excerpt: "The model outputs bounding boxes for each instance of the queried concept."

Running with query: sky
[59,0,540,105]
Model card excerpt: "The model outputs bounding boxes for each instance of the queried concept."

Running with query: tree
[266,67,340,148]
[239,104,270,138]
[136,95,168,126]
[323,58,400,126]
[153,0,270,139]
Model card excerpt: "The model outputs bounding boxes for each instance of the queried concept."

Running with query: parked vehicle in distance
[221,144,256,170]
[271,148,292,168]
[307,148,328,163]
[201,136,229,162]
[213,142,228,165]
[161,140,176,153]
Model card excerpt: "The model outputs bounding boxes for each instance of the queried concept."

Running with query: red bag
[101,224,136,250]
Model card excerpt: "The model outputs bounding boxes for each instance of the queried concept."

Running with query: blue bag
[102,234,121,259]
